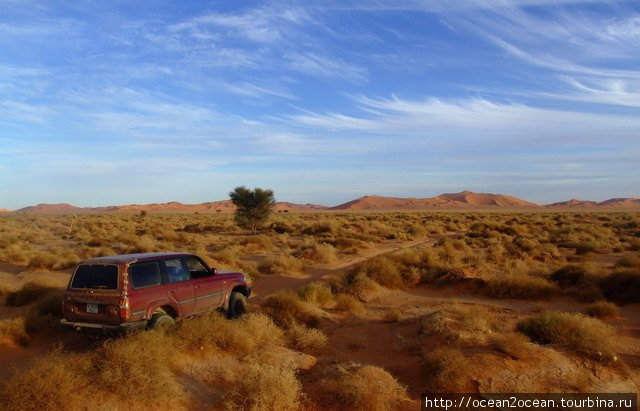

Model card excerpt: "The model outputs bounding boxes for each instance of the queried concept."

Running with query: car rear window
[71,264,119,290]
[130,262,161,289]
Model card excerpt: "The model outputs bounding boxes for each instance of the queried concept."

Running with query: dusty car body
[60,252,251,335]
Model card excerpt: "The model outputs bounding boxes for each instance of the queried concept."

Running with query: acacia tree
[229,186,276,233]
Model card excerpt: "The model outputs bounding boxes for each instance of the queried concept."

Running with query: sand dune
[330,190,537,210]
[598,197,640,207]
[545,199,598,207]
[7,191,640,213]
[14,200,327,214]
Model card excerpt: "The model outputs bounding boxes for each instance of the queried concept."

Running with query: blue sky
[0,0,639,209]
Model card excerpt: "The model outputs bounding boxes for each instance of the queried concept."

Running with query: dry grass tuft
[176,311,258,355]
[285,322,327,353]
[333,294,365,316]
[94,330,186,408]
[423,347,472,393]
[261,291,320,328]
[0,350,95,411]
[5,281,56,306]
[489,332,531,360]
[383,309,401,322]
[600,269,640,305]
[297,282,334,308]
[516,311,616,360]
[586,300,619,318]
[0,317,29,347]
[257,255,302,275]
[484,274,555,300]
[317,364,407,411]
[223,362,301,411]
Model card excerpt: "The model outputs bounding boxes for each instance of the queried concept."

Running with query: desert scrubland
[1,210,639,410]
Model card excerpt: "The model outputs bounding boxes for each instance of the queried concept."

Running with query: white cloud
[291,95,640,143]
[285,52,368,82]
[223,82,295,100]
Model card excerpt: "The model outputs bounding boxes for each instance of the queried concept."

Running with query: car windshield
[71,264,118,290]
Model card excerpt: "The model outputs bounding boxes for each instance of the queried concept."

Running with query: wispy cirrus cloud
[292,94,640,143]
[285,52,368,82]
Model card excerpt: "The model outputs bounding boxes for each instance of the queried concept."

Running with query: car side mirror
[210,267,217,275]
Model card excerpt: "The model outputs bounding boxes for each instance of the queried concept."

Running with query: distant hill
[0,208,11,213]
[330,191,537,210]
[7,192,640,213]
[14,200,328,214]
[597,197,640,207]
[545,199,598,207]
[16,203,84,213]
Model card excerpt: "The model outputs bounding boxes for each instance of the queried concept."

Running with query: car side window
[184,257,210,279]
[130,262,160,289]
[163,259,190,283]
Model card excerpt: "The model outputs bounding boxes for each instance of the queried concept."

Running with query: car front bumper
[60,319,148,336]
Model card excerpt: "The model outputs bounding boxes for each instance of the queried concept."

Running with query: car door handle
[195,285,201,289]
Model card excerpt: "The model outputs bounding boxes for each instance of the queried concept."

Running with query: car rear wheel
[227,291,247,319]
[149,312,175,332]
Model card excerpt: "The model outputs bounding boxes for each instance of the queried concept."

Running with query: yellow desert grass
[516,311,616,360]
[0,313,299,411]
[0,317,29,347]
[317,364,407,411]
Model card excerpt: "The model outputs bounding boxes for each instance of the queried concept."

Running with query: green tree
[229,186,276,233]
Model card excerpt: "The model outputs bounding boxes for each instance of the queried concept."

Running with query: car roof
[81,252,197,265]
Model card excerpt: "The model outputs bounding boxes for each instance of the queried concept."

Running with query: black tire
[227,291,247,319]
[148,313,175,331]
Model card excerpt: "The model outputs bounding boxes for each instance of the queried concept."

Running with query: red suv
[61,252,251,335]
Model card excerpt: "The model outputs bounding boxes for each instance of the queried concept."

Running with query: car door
[185,256,225,312]
[162,258,195,316]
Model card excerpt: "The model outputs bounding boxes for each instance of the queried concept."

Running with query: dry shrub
[94,330,186,408]
[448,303,493,334]
[302,219,338,235]
[484,274,555,299]
[5,281,55,306]
[0,317,29,347]
[586,300,619,318]
[423,347,471,393]
[257,255,302,275]
[575,240,600,255]
[356,256,404,288]
[0,350,95,411]
[334,294,365,316]
[615,256,640,269]
[176,311,256,355]
[261,291,320,328]
[489,332,530,360]
[223,362,301,411]
[286,322,327,353]
[516,311,616,359]
[341,271,385,302]
[240,235,272,253]
[600,270,640,304]
[300,243,337,263]
[297,282,334,307]
[213,245,241,265]
[0,284,15,295]
[550,265,588,287]
[419,311,450,336]
[317,364,407,411]
[34,288,64,317]
[383,309,400,322]
[241,313,286,347]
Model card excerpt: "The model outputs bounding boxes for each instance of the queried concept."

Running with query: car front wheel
[227,291,247,318]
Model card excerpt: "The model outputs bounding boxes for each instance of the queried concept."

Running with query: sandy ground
[1,237,639,408]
